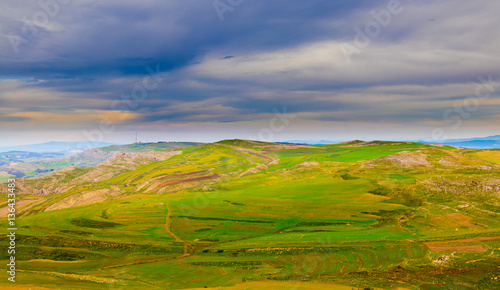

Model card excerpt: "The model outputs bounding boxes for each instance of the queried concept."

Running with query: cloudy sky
[1,0,499,146]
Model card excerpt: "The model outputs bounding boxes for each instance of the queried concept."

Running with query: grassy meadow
[1,140,499,289]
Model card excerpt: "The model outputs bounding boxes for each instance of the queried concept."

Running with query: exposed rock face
[420,176,500,196]
[32,189,50,196]
[300,161,320,167]
[362,151,430,168]
[14,151,182,197]
[433,255,450,264]
[439,158,459,167]
[383,151,431,167]
[45,187,123,211]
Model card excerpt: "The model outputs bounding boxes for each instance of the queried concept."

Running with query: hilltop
[1,140,499,289]
[287,135,500,149]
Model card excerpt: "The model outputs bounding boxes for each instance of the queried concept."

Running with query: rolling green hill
[1,140,499,289]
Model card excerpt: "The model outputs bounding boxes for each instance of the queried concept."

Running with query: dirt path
[165,203,191,255]
[90,203,192,275]
[99,256,179,270]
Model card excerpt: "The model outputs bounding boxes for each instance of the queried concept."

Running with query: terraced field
[1,140,499,289]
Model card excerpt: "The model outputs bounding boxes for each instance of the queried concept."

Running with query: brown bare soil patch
[157,170,208,181]
[427,245,487,252]
[425,236,500,252]
[430,213,484,231]
[44,187,123,211]
[157,174,219,188]
[362,151,430,168]
[247,151,271,160]
[0,198,44,217]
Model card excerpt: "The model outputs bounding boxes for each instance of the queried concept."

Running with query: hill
[0,140,499,289]
[0,142,202,182]
[287,135,500,149]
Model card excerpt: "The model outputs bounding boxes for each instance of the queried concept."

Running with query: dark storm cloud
[0,0,372,78]
[222,97,357,114]
[0,0,499,143]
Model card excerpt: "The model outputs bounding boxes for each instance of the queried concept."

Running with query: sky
[0,0,499,146]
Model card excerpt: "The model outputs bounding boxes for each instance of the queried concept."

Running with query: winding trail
[88,202,192,276]
[165,203,191,255]
[90,202,193,276]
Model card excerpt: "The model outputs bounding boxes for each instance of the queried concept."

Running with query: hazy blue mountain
[421,135,500,149]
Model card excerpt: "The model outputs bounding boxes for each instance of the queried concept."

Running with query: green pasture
[1,140,499,289]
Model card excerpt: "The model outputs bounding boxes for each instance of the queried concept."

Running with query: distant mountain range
[286,135,500,149]
[0,141,118,154]
[420,135,500,149]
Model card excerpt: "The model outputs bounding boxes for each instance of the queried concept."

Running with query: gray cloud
[0,0,499,145]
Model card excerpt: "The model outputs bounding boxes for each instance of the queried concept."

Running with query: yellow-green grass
[1,140,500,289]
[469,150,500,164]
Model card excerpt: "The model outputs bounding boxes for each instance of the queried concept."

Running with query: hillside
[0,142,202,182]
[1,140,499,289]
[0,141,117,154]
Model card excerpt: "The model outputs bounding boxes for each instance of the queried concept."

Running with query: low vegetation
[1,140,499,289]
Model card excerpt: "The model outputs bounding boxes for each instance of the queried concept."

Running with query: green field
[1,140,499,289]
